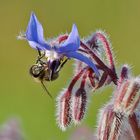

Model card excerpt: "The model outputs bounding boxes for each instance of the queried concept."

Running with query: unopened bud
[117,65,130,89]
[56,67,87,130]
[114,78,140,115]
[72,88,87,124]
[98,104,124,140]
[56,89,72,131]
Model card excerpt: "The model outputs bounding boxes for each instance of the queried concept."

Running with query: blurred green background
[0,0,140,139]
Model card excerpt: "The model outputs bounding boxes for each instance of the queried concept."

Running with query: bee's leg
[37,49,45,59]
[37,49,41,56]
[36,49,45,64]
[60,59,68,69]
[57,58,68,72]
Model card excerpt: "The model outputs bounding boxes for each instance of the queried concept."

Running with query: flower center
[45,50,58,61]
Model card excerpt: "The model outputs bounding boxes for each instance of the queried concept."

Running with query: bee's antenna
[41,81,53,99]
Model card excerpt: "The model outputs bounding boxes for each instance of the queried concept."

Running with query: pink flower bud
[71,69,89,124]
[87,31,115,72]
[114,78,140,115]
[56,89,72,131]
[72,88,87,124]
[98,104,124,140]
[117,65,130,89]
[56,67,87,130]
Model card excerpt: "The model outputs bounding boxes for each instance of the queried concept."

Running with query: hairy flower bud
[117,65,130,90]
[71,69,89,124]
[98,104,124,140]
[114,78,140,115]
[56,67,87,130]
[87,31,115,72]
[56,89,72,131]
[72,88,87,124]
[120,65,129,80]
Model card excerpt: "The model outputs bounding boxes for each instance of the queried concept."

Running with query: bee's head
[29,64,45,78]
[49,59,61,73]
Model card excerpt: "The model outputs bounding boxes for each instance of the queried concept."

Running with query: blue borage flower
[25,12,100,77]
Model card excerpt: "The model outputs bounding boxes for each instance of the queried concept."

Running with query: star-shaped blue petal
[57,24,80,53]
[26,12,51,50]
[66,51,100,77]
